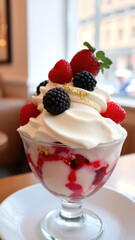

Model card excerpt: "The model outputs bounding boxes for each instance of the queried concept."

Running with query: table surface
[0,131,8,152]
[0,153,135,204]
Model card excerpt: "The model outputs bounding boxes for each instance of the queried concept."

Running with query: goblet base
[40,208,103,240]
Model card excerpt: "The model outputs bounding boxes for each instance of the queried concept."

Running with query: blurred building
[77,0,135,86]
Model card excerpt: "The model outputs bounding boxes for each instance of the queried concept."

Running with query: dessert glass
[20,133,126,240]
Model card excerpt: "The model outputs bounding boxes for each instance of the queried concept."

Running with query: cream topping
[18,80,126,149]
[32,81,110,113]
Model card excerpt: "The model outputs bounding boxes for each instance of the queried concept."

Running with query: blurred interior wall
[0,0,66,98]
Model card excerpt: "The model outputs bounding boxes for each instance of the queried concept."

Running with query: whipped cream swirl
[18,81,126,149]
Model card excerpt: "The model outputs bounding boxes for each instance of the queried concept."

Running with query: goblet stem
[60,199,84,220]
[40,199,104,240]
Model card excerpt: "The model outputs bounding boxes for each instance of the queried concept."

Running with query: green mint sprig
[83,42,112,74]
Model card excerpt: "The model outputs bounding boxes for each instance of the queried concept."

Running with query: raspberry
[102,101,126,124]
[36,80,48,95]
[19,103,40,126]
[70,42,112,76]
[43,87,71,115]
[48,59,73,84]
[73,71,97,91]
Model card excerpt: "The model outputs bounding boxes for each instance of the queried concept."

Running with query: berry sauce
[26,145,112,198]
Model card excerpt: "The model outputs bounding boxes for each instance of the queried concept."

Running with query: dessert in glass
[18,42,127,240]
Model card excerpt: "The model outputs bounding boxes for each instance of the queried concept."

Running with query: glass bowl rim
[19,131,127,149]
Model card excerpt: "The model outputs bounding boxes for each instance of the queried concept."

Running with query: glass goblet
[20,133,126,240]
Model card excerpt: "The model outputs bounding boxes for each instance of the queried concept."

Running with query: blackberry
[43,87,70,115]
[73,71,97,91]
[36,80,48,95]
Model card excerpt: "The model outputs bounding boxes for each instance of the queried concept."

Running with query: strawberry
[48,59,73,84]
[102,101,126,124]
[70,42,112,76]
[19,103,40,126]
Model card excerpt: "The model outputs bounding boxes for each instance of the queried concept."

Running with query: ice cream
[18,42,127,200]
[22,134,125,200]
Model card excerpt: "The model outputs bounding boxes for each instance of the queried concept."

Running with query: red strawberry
[70,42,112,76]
[19,103,40,126]
[102,101,126,124]
[48,59,73,84]
[71,49,100,76]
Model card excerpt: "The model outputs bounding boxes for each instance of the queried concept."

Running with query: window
[67,0,135,98]
[132,26,135,38]
[118,28,123,40]
[106,30,110,41]
[108,0,112,4]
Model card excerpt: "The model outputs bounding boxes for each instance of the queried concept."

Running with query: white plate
[0,184,135,240]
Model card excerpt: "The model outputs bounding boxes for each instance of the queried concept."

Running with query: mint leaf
[99,62,110,69]
[104,57,112,65]
[83,42,96,53]
[96,51,105,60]
[99,63,104,73]
[99,61,111,73]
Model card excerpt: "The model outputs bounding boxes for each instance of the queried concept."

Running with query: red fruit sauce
[26,146,109,197]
